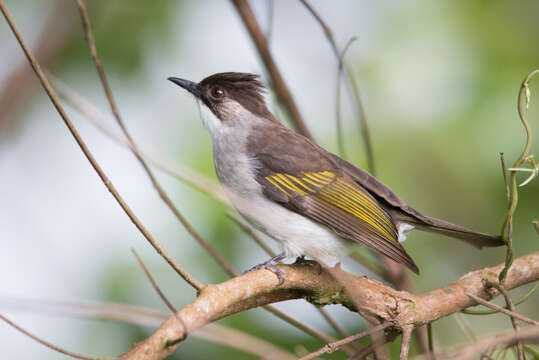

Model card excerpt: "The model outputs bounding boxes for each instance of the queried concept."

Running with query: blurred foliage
[63,0,184,74]
[2,0,538,359]
[66,0,539,356]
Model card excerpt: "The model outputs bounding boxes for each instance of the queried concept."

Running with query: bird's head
[168,72,274,135]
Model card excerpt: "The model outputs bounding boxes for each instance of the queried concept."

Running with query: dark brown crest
[198,72,273,119]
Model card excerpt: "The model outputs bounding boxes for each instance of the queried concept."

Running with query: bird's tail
[411,215,504,248]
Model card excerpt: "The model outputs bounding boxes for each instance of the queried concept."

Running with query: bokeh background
[1,0,538,358]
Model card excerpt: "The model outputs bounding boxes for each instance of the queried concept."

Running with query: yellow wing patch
[265,171,397,242]
[265,171,335,196]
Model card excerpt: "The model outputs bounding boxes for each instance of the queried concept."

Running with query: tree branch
[118,250,539,359]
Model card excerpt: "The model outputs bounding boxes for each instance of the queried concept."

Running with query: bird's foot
[293,256,322,274]
[244,253,286,286]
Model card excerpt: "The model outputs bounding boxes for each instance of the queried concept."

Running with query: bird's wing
[248,123,418,273]
[325,153,421,217]
[257,162,418,273]
[328,154,504,247]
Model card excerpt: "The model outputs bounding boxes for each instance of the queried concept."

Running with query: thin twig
[298,322,390,360]
[0,0,204,291]
[499,69,539,283]
[262,305,356,356]
[317,308,353,342]
[483,348,497,360]
[491,283,525,360]
[346,65,376,175]
[335,37,358,158]
[454,313,494,360]
[467,293,539,326]
[0,313,109,360]
[495,70,539,360]
[73,0,237,279]
[500,153,510,206]
[299,0,376,174]
[349,332,393,359]
[533,221,539,235]
[441,326,539,360]
[131,248,188,344]
[524,345,539,357]
[462,282,539,315]
[427,322,436,360]
[456,312,480,344]
[349,252,387,278]
[50,74,228,203]
[131,248,177,313]
[497,347,509,360]
[231,0,314,140]
[455,313,504,359]
[298,0,338,55]
[401,326,413,360]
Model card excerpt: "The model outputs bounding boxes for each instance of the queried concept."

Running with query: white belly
[226,190,351,266]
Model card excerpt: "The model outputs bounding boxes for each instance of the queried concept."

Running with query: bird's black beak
[168,77,201,98]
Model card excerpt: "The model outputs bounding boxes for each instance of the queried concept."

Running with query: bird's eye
[210,87,224,99]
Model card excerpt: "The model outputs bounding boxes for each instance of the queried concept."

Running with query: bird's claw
[244,253,286,286]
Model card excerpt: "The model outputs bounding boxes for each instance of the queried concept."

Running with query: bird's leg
[293,256,322,274]
[244,253,286,286]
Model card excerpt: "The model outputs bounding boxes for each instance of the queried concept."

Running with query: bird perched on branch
[168,72,503,283]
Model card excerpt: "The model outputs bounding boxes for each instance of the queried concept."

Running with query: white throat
[195,99,260,194]
[196,100,222,136]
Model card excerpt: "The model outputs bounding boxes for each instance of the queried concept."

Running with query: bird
[168,72,503,282]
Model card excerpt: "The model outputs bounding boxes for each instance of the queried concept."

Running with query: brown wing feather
[249,123,419,272]
[263,171,419,274]
[328,154,503,247]
[292,195,419,273]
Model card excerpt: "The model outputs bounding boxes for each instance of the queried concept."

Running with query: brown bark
[119,250,539,360]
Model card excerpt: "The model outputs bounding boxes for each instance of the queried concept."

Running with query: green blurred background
[0,0,538,359]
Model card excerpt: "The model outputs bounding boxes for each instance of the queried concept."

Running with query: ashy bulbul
[168,72,503,283]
